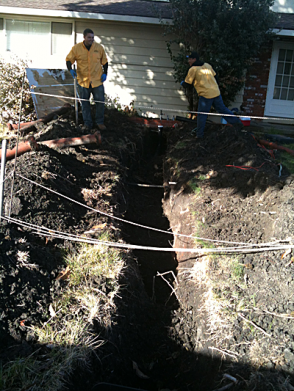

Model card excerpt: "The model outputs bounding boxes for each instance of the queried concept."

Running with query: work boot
[191,128,197,137]
[97,124,107,131]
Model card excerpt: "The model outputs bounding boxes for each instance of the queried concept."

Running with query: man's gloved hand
[180,81,185,86]
[101,74,107,83]
[70,69,77,78]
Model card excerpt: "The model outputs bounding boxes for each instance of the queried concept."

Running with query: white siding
[0,13,189,119]
[271,0,294,13]
[76,20,187,118]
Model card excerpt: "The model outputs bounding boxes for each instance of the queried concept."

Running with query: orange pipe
[259,139,294,157]
[7,122,37,130]
[40,131,101,149]
[0,132,101,162]
[0,137,39,161]
[7,104,72,135]
[128,117,180,128]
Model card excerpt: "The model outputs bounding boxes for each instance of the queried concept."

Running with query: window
[273,48,294,101]
[52,22,72,55]
[6,19,50,57]
[0,18,3,31]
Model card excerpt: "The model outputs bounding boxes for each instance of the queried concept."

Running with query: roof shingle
[0,2,293,30]
[0,0,173,19]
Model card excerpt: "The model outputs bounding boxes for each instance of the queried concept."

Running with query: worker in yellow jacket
[66,28,108,131]
[181,52,242,138]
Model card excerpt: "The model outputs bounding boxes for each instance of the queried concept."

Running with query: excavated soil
[1,107,294,391]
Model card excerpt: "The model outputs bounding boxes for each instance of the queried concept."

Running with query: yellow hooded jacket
[185,63,220,99]
[66,41,108,88]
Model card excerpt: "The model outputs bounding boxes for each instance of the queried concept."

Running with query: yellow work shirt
[185,63,220,99]
[66,41,108,88]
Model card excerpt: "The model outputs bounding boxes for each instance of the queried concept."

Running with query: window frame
[0,14,75,56]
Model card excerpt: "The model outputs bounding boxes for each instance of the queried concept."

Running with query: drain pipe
[7,104,73,135]
[259,139,294,157]
[0,138,39,162]
[0,132,102,162]
[40,131,101,149]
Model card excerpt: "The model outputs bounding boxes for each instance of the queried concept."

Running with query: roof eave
[0,5,172,24]
[273,28,294,37]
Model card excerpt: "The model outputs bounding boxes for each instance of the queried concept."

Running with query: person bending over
[181,52,242,138]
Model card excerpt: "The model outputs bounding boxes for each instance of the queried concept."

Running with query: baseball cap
[187,51,199,60]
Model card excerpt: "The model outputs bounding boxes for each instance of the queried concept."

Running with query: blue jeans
[78,84,105,127]
[197,95,242,137]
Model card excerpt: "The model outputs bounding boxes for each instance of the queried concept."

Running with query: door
[264,41,294,118]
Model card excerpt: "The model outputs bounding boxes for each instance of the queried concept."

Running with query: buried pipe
[0,137,39,162]
[40,131,101,149]
[258,139,294,157]
[7,104,73,135]
[0,132,101,162]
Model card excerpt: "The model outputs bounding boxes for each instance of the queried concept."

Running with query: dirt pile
[1,109,294,391]
[163,123,294,389]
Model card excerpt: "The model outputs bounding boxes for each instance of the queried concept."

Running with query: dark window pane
[51,22,72,55]
[281,88,288,100]
[288,89,294,100]
[284,63,291,75]
[273,88,280,99]
[279,49,286,61]
[275,75,282,86]
[0,18,3,30]
[286,50,293,62]
[277,62,284,74]
[52,22,72,35]
[290,77,294,88]
[282,75,290,87]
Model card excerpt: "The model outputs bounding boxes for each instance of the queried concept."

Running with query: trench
[116,128,221,391]
[123,128,178,306]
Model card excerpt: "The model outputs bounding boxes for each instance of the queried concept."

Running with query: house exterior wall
[272,0,294,13]
[242,44,272,118]
[0,13,188,119]
[75,20,186,118]
[242,37,294,124]
[1,5,293,123]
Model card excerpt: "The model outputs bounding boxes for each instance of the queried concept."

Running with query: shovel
[73,65,79,126]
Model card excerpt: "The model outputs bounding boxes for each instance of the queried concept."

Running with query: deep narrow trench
[118,130,220,391]
[123,129,178,306]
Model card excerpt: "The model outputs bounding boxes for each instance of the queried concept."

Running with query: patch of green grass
[174,141,187,150]
[0,344,95,391]
[230,259,244,282]
[198,174,206,181]
[193,222,217,255]
[278,144,294,174]
[66,234,123,287]
[195,238,215,249]
[2,237,125,391]
[187,178,201,195]
[264,127,283,135]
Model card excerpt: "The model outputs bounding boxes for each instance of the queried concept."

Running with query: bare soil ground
[1,107,294,391]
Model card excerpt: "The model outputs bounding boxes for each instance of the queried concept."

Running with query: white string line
[0,170,14,184]
[28,91,294,122]
[17,173,286,249]
[2,215,271,253]
[3,215,294,254]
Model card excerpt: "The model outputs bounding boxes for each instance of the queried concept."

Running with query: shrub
[162,0,277,107]
[0,56,36,124]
